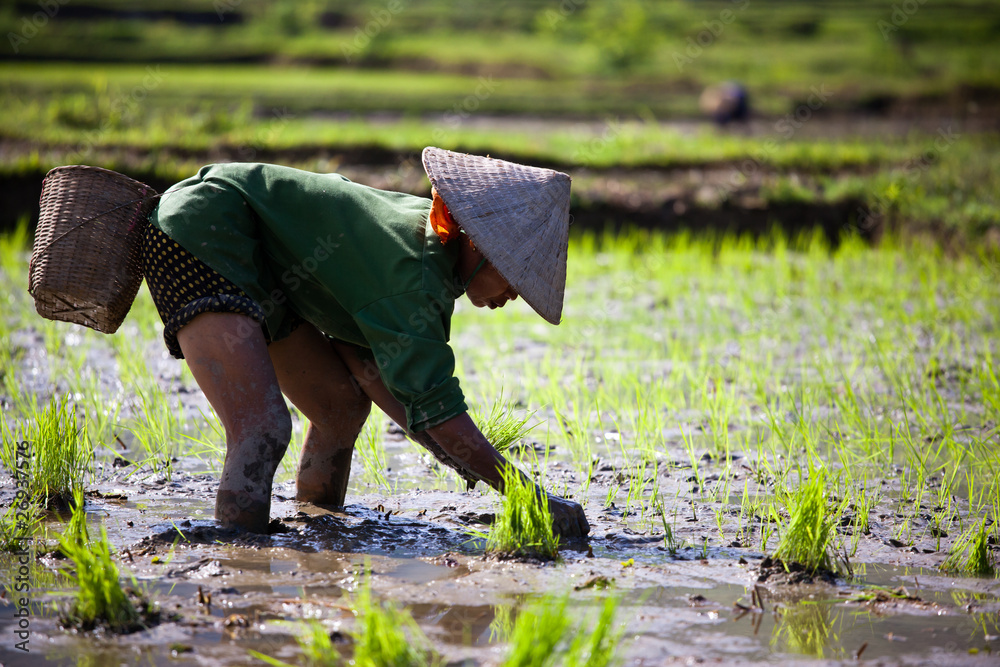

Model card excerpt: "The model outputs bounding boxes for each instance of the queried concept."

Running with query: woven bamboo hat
[422,147,571,325]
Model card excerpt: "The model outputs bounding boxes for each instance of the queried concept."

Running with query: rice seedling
[252,566,439,666]
[257,564,439,667]
[472,393,538,455]
[773,468,838,574]
[250,621,343,667]
[0,501,41,553]
[652,497,682,556]
[621,459,653,519]
[941,518,996,577]
[566,595,624,667]
[56,490,156,633]
[501,593,622,667]
[0,397,92,508]
[127,385,182,474]
[348,568,438,667]
[356,417,391,492]
[603,482,620,509]
[479,464,560,561]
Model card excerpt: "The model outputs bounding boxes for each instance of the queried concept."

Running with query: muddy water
[3,261,1000,665]
[1,450,998,666]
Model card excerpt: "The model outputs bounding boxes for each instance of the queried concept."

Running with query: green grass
[252,566,438,667]
[473,394,537,455]
[0,69,913,169]
[482,465,560,561]
[773,468,838,574]
[0,502,41,554]
[3,82,998,238]
[0,397,93,508]
[942,519,996,577]
[501,593,622,667]
[347,568,438,667]
[55,490,149,633]
[3,0,998,110]
[251,621,344,667]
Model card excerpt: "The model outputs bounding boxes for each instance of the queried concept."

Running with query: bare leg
[268,325,371,506]
[177,313,291,532]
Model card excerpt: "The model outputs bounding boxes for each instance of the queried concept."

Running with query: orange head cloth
[430,189,460,244]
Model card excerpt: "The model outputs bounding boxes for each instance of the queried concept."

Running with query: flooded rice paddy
[1,229,999,665]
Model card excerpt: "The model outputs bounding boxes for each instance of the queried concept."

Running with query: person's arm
[330,340,590,537]
[425,413,590,537]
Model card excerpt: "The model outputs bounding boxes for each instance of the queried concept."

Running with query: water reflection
[409,601,501,646]
[770,599,845,659]
[489,602,516,643]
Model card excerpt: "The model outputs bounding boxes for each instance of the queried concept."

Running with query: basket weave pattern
[29,165,159,334]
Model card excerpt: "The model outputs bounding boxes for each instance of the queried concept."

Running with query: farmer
[142,147,589,537]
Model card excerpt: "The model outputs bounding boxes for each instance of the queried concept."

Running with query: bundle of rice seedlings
[501,594,622,667]
[773,469,836,574]
[56,490,153,633]
[484,465,560,561]
[501,595,571,667]
[1,397,92,508]
[473,395,537,454]
[942,518,995,577]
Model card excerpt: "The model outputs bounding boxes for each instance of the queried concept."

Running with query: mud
[2,425,999,666]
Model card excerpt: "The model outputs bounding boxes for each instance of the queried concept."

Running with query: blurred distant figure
[700,82,750,125]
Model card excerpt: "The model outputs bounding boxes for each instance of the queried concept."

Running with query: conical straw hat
[421,147,571,325]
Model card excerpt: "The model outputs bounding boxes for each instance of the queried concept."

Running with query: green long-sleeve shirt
[150,162,468,432]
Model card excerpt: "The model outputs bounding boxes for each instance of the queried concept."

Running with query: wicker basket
[29,165,159,334]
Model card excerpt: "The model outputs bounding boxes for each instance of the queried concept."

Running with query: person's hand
[546,493,590,538]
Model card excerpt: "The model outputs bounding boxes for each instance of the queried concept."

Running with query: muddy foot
[215,490,271,533]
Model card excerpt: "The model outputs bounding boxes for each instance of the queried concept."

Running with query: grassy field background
[1,0,999,241]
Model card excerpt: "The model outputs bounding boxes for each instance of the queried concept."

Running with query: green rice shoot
[0,502,41,554]
[0,397,92,508]
[774,468,837,574]
[564,595,623,667]
[250,571,439,667]
[501,595,571,667]
[942,518,996,577]
[483,465,560,560]
[501,593,622,667]
[348,567,438,667]
[249,620,343,667]
[473,394,538,455]
[56,490,145,633]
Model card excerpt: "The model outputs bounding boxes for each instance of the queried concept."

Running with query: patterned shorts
[142,225,270,359]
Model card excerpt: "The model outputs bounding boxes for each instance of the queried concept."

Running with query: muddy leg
[177,312,291,533]
[268,324,371,506]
